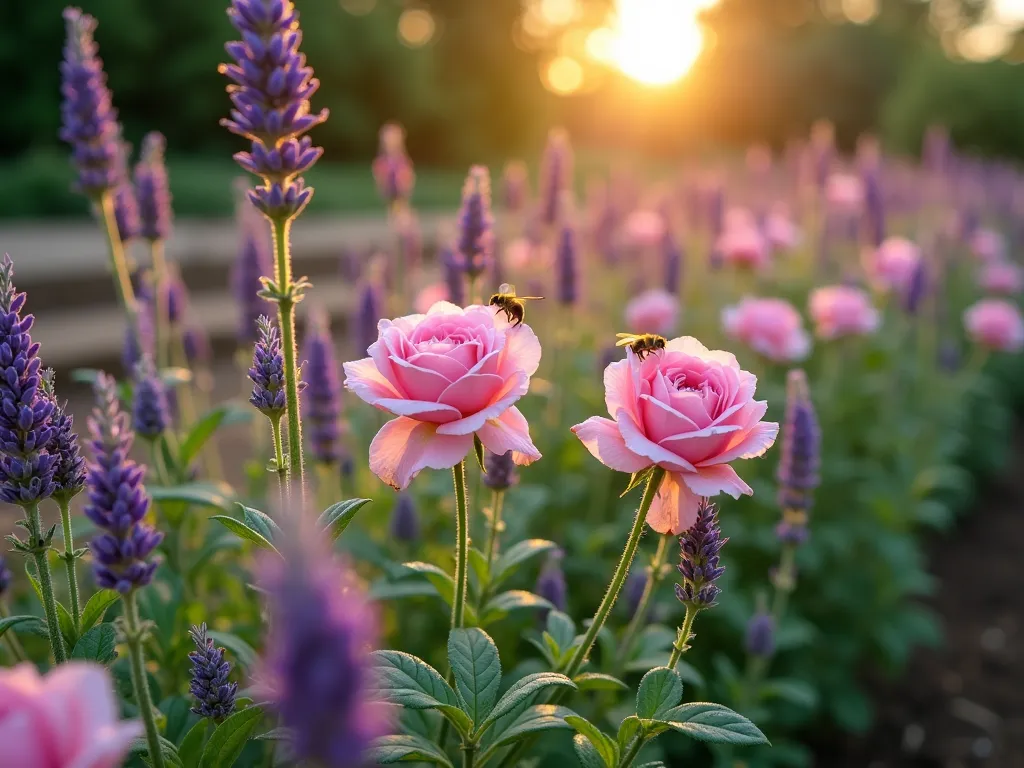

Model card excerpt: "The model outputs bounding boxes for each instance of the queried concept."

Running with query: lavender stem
[57,496,81,628]
[122,591,166,768]
[26,502,67,663]
[98,192,140,349]
[270,217,305,489]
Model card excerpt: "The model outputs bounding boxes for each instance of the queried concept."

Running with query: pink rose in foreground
[963,299,1024,352]
[0,662,142,768]
[722,297,811,363]
[863,236,921,293]
[808,285,880,339]
[623,210,666,248]
[572,337,779,533]
[625,289,681,336]
[344,301,542,489]
[969,229,1005,262]
[716,225,770,270]
[414,283,451,314]
[978,261,1024,295]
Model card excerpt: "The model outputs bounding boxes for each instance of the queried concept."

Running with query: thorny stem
[57,497,81,629]
[270,216,305,489]
[122,591,166,768]
[270,415,288,504]
[451,460,470,630]
[616,533,672,672]
[97,191,140,350]
[25,502,67,664]
[667,601,700,672]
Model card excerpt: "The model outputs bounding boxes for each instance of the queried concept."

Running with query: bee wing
[615,333,637,339]
[498,283,515,295]
[615,338,635,347]
[519,296,544,301]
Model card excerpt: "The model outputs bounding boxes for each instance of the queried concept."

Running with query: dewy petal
[570,416,650,473]
[369,417,474,490]
[681,463,753,499]
[476,406,541,465]
[436,370,528,436]
[342,357,403,405]
[369,398,461,424]
[615,408,696,472]
[437,373,504,416]
[697,421,779,466]
[645,472,701,535]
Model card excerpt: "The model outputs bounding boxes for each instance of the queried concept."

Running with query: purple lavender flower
[674,500,727,609]
[556,222,579,306]
[188,623,238,721]
[122,293,155,373]
[132,357,169,440]
[539,128,572,226]
[301,309,342,464]
[389,493,419,544]
[59,8,121,197]
[259,525,385,767]
[624,568,648,618]
[372,123,415,206]
[483,450,517,491]
[536,550,567,613]
[745,612,775,658]
[85,373,162,593]
[456,166,494,279]
[501,160,529,212]
[440,244,466,307]
[776,370,820,525]
[220,0,329,220]
[231,195,273,344]
[861,167,885,248]
[163,269,189,328]
[706,182,724,239]
[662,228,682,295]
[41,374,86,504]
[902,256,929,315]
[0,257,56,506]
[134,133,173,241]
[249,315,289,419]
[113,137,140,242]
[353,281,383,356]
[0,555,10,596]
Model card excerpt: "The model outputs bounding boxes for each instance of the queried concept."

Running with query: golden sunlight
[609,0,708,87]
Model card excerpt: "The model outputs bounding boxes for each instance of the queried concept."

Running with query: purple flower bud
[123,294,155,374]
[745,612,775,658]
[456,166,494,279]
[902,256,929,315]
[41,373,85,504]
[134,133,173,241]
[540,128,573,226]
[674,500,727,609]
[0,555,10,597]
[776,370,820,521]
[662,228,682,295]
[536,550,567,613]
[389,493,419,543]
[501,160,529,212]
[301,309,342,464]
[624,567,648,618]
[556,223,579,306]
[482,450,517,491]
[113,139,140,242]
[372,123,415,205]
[188,623,238,721]
[861,168,885,248]
[353,281,383,356]
[132,356,169,440]
[441,245,465,307]
[249,315,289,419]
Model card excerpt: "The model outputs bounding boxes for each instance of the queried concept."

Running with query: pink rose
[344,301,542,489]
[808,285,880,339]
[969,229,1005,262]
[716,225,770,270]
[722,297,811,362]
[978,261,1024,295]
[863,237,921,293]
[625,289,681,336]
[0,662,141,768]
[963,299,1024,352]
[572,337,779,533]
[623,210,666,247]
[414,283,451,313]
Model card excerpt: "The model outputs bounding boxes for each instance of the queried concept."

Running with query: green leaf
[80,589,120,634]
[573,733,610,768]
[254,727,292,742]
[473,434,487,474]
[760,678,818,710]
[617,716,643,750]
[179,404,250,467]
[636,667,683,720]
[210,516,277,553]
[574,673,628,692]
[199,705,264,768]
[564,716,618,767]
[468,547,490,592]
[72,623,117,664]
[482,704,576,753]
[0,614,45,640]
[151,482,236,512]
[545,610,577,652]
[448,628,502,727]
[237,504,280,542]
[479,673,576,734]
[316,498,372,540]
[131,735,184,768]
[491,539,558,589]
[480,590,553,626]
[367,733,454,767]
[398,562,479,624]
[370,650,472,736]
[621,466,657,497]
[206,631,259,671]
[57,601,77,648]
[661,702,770,746]
[177,719,210,767]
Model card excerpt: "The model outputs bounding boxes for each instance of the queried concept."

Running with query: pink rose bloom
[978,261,1024,295]
[969,229,1006,262]
[625,289,681,336]
[825,173,864,213]
[623,210,666,248]
[808,285,880,339]
[1,662,141,768]
[572,337,779,533]
[863,236,921,293]
[764,209,802,252]
[414,283,451,313]
[964,299,1024,352]
[724,206,757,231]
[716,225,770,270]
[722,297,811,363]
[344,301,542,489]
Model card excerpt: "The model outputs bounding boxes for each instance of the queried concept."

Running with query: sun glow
[609,0,707,86]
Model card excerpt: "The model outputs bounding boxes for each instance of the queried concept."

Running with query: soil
[814,433,1024,767]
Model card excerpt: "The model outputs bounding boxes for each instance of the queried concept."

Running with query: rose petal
[369,398,462,424]
[437,373,505,416]
[499,323,542,378]
[66,722,145,768]
[436,371,529,436]
[645,472,701,535]
[571,416,650,473]
[343,357,404,406]
[615,408,696,472]
[476,407,542,465]
[681,464,753,498]
[407,352,469,382]
[639,394,700,443]
[427,301,465,316]
[369,417,474,490]
[390,357,452,402]
[660,424,742,466]
[603,359,637,421]
[698,421,779,466]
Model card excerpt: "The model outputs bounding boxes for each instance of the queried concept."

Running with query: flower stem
[462,743,476,768]
[451,460,470,630]
[483,489,505,572]
[123,591,166,768]
[618,734,644,767]
[57,497,81,629]
[667,601,700,672]
[270,415,288,504]
[740,541,798,707]
[97,192,140,348]
[270,216,305,488]
[149,239,169,371]
[25,502,67,664]
[0,600,28,662]
[616,533,671,672]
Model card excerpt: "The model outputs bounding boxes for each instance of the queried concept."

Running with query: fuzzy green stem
[149,239,170,371]
[57,497,81,629]
[270,415,288,503]
[667,601,700,672]
[123,591,166,768]
[483,489,505,572]
[462,743,476,768]
[25,502,67,663]
[618,735,644,768]
[97,192,140,348]
[616,533,671,672]
[270,217,305,488]
[451,460,470,630]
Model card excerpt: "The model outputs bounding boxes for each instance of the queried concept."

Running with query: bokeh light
[586,27,616,63]
[958,23,1014,61]
[842,0,879,25]
[543,55,585,95]
[610,0,705,87]
[340,0,376,16]
[539,0,579,27]
[398,9,436,48]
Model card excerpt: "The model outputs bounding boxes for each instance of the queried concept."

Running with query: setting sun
[610,0,707,86]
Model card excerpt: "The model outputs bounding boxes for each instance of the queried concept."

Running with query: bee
[615,332,667,361]
[489,283,543,327]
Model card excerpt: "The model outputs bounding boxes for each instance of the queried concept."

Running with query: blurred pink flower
[724,206,757,231]
[344,301,542,489]
[808,285,880,339]
[825,173,864,212]
[978,261,1024,295]
[625,289,681,336]
[572,337,778,533]
[623,210,666,248]
[0,662,141,768]
[863,236,921,293]
[414,283,451,314]
[969,229,1006,262]
[504,237,549,270]
[764,207,802,252]
[716,225,770,270]
[964,299,1024,352]
[722,297,811,362]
